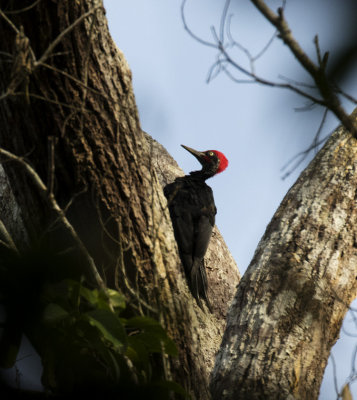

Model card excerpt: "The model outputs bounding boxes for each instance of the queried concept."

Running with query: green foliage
[0,248,188,398]
[40,279,185,398]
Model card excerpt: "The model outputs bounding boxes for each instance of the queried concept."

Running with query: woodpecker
[164,145,228,310]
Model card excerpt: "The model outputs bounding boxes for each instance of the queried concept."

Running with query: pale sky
[104,1,357,398]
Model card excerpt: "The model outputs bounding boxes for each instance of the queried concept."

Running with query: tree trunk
[210,118,357,399]
[0,1,239,398]
[3,1,355,399]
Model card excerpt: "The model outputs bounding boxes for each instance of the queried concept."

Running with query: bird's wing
[170,211,194,275]
[193,215,213,259]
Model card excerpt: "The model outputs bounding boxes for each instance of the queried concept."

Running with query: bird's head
[181,144,228,178]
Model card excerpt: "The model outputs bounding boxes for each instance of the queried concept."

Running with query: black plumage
[164,145,228,310]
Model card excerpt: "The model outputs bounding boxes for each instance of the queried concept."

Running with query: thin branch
[0,50,13,59]
[41,186,87,239]
[181,0,217,49]
[78,7,97,140]
[226,12,277,68]
[341,324,357,337]
[4,0,41,15]
[0,147,105,290]
[219,0,231,44]
[249,0,356,136]
[47,136,56,197]
[0,7,20,34]
[222,65,256,84]
[206,58,225,83]
[220,45,326,104]
[13,91,90,112]
[278,74,316,90]
[312,108,328,153]
[0,90,10,101]
[329,352,340,399]
[334,85,357,104]
[281,108,329,179]
[252,29,277,62]
[41,62,104,97]
[35,3,102,67]
[351,345,357,376]
[0,219,18,252]
[182,1,327,105]
[182,0,357,137]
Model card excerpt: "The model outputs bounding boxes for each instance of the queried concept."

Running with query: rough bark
[0,1,239,398]
[210,117,357,399]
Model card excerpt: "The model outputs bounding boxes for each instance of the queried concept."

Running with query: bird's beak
[181,145,206,165]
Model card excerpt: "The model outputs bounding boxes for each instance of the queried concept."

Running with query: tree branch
[249,0,357,136]
[0,147,105,290]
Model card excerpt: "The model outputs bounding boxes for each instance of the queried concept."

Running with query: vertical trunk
[0,1,239,398]
[211,120,357,399]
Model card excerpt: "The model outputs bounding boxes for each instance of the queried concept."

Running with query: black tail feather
[190,258,212,312]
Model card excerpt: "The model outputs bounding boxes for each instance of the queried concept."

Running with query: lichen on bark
[211,119,357,400]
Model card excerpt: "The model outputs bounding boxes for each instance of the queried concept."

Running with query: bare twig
[219,0,231,44]
[181,0,327,105]
[226,11,277,70]
[281,108,329,179]
[221,40,326,104]
[181,0,357,137]
[329,352,340,399]
[13,91,89,112]
[4,0,41,15]
[0,51,13,59]
[78,6,97,139]
[181,0,216,49]
[41,63,104,97]
[0,7,20,34]
[278,74,316,90]
[0,91,10,101]
[41,186,87,240]
[312,108,329,153]
[35,3,102,67]
[249,0,356,136]
[252,29,277,62]
[0,3,101,108]
[47,136,56,197]
[0,147,105,290]
[0,219,17,252]
[351,345,357,375]
[334,85,357,104]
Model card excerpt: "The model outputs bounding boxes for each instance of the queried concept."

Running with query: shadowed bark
[0,1,239,398]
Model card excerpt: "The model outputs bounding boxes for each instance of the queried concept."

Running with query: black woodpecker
[164,145,228,310]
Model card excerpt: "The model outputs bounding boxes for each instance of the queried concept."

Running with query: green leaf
[126,316,177,356]
[106,348,121,381]
[43,303,69,324]
[106,288,126,310]
[79,285,99,306]
[86,309,127,351]
[126,336,150,375]
[64,279,81,308]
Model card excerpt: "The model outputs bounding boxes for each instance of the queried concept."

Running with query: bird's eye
[208,151,214,157]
